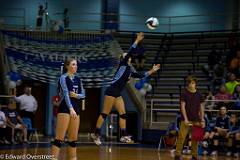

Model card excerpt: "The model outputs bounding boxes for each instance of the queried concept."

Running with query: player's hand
[226,132,231,138]
[136,32,144,42]
[184,119,190,126]
[200,121,205,128]
[69,108,77,118]
[70,92,78,98]
[152,64,160,72]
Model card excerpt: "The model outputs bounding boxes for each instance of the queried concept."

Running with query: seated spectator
[233,84,240,109]
[209,106,230,157]
[5,101,28,144]
[0,105,10,144]
[202,114,212,155]
[226,113,240,158]
[225,73,239,95]
[228,50,240,78]
[214,84,233,109]
[205,90,215,110]
[203,45,222,80]
[210,61,227,94]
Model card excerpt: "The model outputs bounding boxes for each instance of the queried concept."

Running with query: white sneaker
[211,151,217,157]
[234,153,239,158]
[203,150,208,155]
[120,136,134,143]
[226,151,232,157]
[90,133,101,145]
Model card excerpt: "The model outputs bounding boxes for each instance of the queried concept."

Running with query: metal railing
[1,8,240,32]
[149,99,240,126]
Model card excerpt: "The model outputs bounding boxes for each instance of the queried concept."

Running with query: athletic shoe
[90,133,101,145]
[226,151,232,157]
[120,136,134,143]
[210,151,217,157]
[234,153,239,158]
[202,150,208,156]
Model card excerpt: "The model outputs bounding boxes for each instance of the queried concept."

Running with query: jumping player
[91,32,160,145]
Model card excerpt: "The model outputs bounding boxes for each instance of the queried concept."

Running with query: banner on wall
[2,31,121,88]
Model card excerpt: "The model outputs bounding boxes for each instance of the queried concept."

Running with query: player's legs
[91,95,115,145]
[114,96,133,143]
[51,113,70,160]
[67,115,80,160]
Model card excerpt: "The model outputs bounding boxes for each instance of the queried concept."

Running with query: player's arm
[60,75,73,109]
[181,101,189,125]
[122,32,144,62]
[131,64,160,78]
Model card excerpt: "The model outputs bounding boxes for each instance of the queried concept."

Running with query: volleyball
[146,17,159,30]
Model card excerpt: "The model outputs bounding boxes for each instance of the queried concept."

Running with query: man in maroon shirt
[175,75,205,160]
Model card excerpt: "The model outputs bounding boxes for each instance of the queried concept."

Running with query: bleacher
[114,31,240,130]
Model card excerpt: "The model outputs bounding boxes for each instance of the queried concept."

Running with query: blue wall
[119,0,234,32]
[0,0,236,32]
[0,0,101,30]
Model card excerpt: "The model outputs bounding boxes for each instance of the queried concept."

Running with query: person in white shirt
[0,107,8,144]
[14,86,38,126]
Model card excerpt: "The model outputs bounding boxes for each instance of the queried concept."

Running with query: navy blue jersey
[58,73,85,110]
[229,121,240,133]
[110,43,149,92]
[215,116,230,129]
[4,109,19,125]
[204,115,211,132]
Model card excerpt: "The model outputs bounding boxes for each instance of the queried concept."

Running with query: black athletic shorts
[105,86,122,98]
[58,99,82,115]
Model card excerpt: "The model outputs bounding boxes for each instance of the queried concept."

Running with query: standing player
[91,32,160,145]
[174,75,205,160]
[51,58,85,160]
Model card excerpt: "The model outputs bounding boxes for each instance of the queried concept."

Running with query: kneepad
[52,139,63,148]
[119,113,127,120]
[67,141,77,147]
[101,113,108,120]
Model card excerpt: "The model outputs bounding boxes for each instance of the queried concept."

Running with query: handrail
[149,99,240,126]
[1,8,240,33]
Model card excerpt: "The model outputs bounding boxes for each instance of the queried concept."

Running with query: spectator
[203,45,222,80]
[36,4,47,30]
[205,90,215,110]
[13,86,38,127]
[226,113,240,158]
[225,73,239,95]
[229,50,240,78]
[0,105,10,144]
[202,114,211,155]
[209,106,230,157]
[5,101,28,144]
[214,84,232,109]
[210,60,227,93]
[63,8,69,31]
[233,84,240,109]
[52,95,60,136]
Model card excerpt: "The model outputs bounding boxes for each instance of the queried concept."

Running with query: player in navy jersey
[91,32,160,145]
[226,113,240,158]
[209,106,230,157]
[51,58,85,160]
